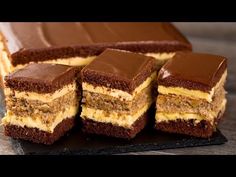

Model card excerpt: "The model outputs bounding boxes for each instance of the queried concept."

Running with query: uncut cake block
[155,52,227,138]
[1,63,81,144]
[81,49,158,139]
[0,22,191,86]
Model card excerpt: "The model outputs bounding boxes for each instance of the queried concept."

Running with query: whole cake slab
[0,22,192,86]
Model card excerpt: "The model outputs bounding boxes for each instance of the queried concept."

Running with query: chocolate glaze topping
[5,63,81,93]
[0,22,192,66]
[82,49,157,93]
[158,52,227,92]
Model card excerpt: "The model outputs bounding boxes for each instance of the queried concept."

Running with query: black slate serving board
[0,90,227,155]
[11,128,227,155]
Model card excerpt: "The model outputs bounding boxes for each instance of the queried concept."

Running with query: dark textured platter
[11,128,227,155]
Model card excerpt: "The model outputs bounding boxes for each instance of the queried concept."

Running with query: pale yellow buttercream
[4,82,76,102]
[158,71,227,102]
[12,56,96,71]
[0,49,173,84]
[1,105,78,133]
[82,72,156,101]
[81,101,152,128]
[145,52,175,60]
[155,99,226,125]
[0,46,11,79]
[1,51,173,78]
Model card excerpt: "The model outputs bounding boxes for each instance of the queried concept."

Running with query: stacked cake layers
[155,52,227,138]
[1,63,80,144]
[81,49,157,138]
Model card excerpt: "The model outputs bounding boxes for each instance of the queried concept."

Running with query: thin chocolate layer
[5,63,81,93]
[158,52,227,92]
[82,49,157,93]
[4,117,75,145]
[0,22,192,66]
[82,111,148,139]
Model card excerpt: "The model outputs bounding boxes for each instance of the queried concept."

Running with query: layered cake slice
[155,52,227,138]
[1,63,81,144]
[81,49,157,139]
[0,22,191,86]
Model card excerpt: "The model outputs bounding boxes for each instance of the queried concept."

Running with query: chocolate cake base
[4,117,75,145]
[82,112,149,139]
[155,112,223,138]
[155,119,215,138]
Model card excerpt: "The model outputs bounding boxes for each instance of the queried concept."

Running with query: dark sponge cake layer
[4,117,75,145]
[158,52,227,92]
[156,120,214,138]
[82,111,149,139]
[5,63,82,93]
[82,49,157,93]
[155,111,223,138]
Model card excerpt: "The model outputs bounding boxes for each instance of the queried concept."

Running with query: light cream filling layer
[10,52,174,71]
[145,52,175,60]
[1,105,78,133]
[0,42,12,79]
[155,98,226,125]
[4,82,76,102]
[0,41,95,80]
[158,71,227,102]
[0,51,173,78]
[13,56,96,71]
[81,101,152,129]
[82,72,157,101]
[0,47,174,83]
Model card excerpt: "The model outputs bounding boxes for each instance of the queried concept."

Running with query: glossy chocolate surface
[5,63,80,93]
[158,52,227,91]
[0,22,192,66]
[82,49,157,92]
[0,22,190,52]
